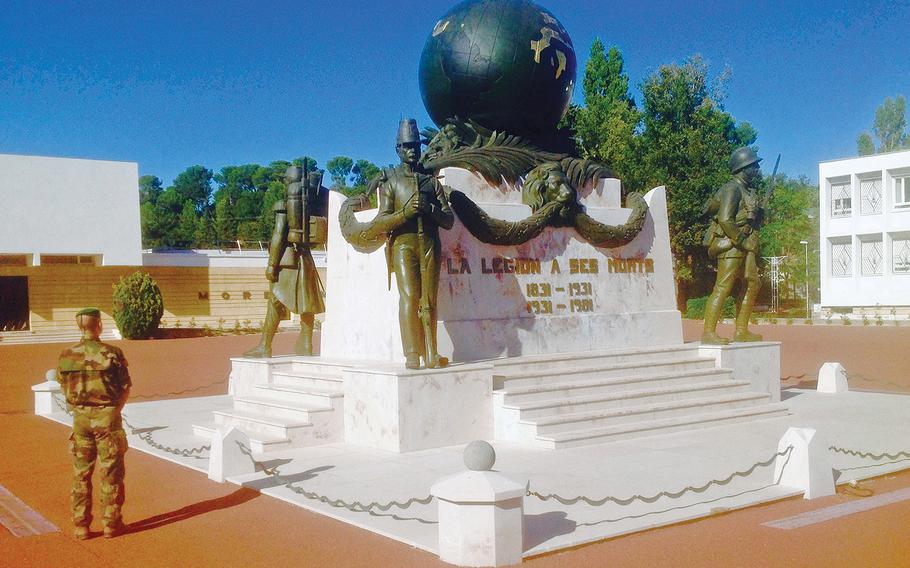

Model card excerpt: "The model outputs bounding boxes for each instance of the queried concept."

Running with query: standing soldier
[702,147,764,344]
[244,164,326,358]
[372,119,455,369]
[57,308,131,540]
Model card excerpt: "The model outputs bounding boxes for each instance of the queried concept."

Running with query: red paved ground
[1,325,909,567]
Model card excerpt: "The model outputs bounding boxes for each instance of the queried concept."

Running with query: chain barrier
[780,374,808,382]
[53,394,210,458]
[845,372,908,391]
[130,377,228,400]
[829,445,910,462]
[527,446,793,507]
[235,441,436,523]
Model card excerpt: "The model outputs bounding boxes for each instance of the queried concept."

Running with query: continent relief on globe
[418,0,577,141]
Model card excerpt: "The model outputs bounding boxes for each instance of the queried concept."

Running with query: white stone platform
[39,388,910,558]
[200,342,785,453]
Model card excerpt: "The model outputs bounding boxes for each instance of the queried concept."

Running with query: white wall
[819,149,910,308]
[0,154,141,266]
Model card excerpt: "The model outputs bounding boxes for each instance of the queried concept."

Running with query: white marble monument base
[343,363,494,452]
[697,341,781,402]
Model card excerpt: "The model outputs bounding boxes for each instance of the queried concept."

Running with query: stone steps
[500,367,731,404]
[493,356,717,390]
[192,421,290,454]
[532,391,773,435]
[491,344,699,375]
[492,346,786,449]
[252,383,343,407]
[194,357,347,453]
[506,379,752,420]
[538,404,789,449]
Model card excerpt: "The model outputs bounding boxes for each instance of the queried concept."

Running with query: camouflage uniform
[57,338,131,532]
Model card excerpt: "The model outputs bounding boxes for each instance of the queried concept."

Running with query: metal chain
[845,372,907,390]
[130,377,228,400]
[527,446,794,507]
[780,374,808,382]
[235,441,435,519]
[829,445,910,462]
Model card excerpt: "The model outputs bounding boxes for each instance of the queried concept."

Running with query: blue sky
[1,1,908,187]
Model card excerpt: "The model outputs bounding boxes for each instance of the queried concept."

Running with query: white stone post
[207,427,257,483]
[32,370,62,415]
[773,427,835,499]
[817,362,849,393]
[431,441,527,567]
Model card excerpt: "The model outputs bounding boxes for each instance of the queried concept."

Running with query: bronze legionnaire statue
[372,119,455,369]
[702,147,764,345]
[245,165,327,358]
[56,308,131,540]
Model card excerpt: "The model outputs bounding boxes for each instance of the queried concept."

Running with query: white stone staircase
[492,344,787,449]
[193,358,345,453]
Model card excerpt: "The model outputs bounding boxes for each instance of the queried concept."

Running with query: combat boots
[733,328,763,342]
[73,526,90,540]
[244,299,280,358]
[103,520,126,539]
[700,331,730,345]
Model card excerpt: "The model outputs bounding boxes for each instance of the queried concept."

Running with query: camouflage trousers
[69,406,128,529]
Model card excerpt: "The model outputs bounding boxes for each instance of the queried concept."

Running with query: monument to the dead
[203,0,785,455]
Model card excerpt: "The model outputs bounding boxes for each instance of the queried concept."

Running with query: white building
[819,149,910,312]
[0,153,142,266]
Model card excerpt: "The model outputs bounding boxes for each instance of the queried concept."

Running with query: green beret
[76,307,101,318]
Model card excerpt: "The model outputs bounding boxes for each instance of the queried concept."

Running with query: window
[894,176,910,209]
[860,178,882,214]
[894,236,910,274]
[861,238,883,276]
[831,182,851,217]
[831,239,852,277]
[41,255,97,266]
[0,255,27,266]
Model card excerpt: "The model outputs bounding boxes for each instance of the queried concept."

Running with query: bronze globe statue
[418,0,577,141]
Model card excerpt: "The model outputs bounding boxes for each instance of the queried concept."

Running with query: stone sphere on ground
[418,0,576,139]
[463,440,497,471]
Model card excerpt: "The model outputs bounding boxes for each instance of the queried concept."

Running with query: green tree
[568,48,757,306]
[573,39,636,160]
[759,175,819,307]
[326,156,354,189]
[171,165,214,213]
[857,95,908,154]
[175,200,199,247]
[857,132,875,156]
[138,175,163,205]
[634,57,756,304]
[874,95,908,152]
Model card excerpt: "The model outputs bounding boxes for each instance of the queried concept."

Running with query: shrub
[841,315,852,326]
[685,295,735,320]
[112,272,164,339]
[874,314,884,326]
[804,319,814,325]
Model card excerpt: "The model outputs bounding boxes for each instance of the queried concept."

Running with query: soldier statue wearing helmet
[368,118,455,369]
[701,146,764,344]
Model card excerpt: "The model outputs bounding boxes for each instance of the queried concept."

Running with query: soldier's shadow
[124,487,261,534]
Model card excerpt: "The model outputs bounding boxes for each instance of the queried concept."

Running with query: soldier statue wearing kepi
[56,308,131,540]
[245,164,327,358]
[372,119,455,369]
[701,147,765,345]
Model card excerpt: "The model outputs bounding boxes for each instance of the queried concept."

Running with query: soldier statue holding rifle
[370,119,455,369]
